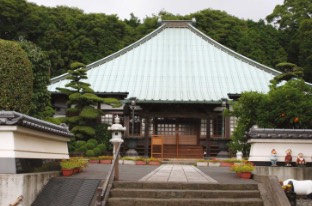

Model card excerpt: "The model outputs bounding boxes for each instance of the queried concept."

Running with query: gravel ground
[297,197,312,206]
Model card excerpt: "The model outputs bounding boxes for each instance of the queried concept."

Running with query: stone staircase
[107,182,263,206]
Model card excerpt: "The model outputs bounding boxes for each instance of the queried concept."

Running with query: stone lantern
[107,115,126,181]
[108,115,126,145]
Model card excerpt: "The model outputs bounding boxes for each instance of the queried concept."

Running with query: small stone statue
[296,153,305,167]
[270,149,278,166]
[285,149,292,167]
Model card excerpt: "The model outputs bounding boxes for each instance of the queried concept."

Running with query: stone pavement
[139,164,218,183]
[67,163,257,184]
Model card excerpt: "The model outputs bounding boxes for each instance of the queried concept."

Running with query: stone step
[112,182,259,190]
[110,189,261,199]
[107,197,263,206]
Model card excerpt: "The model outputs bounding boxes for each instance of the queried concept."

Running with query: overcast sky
[27,0,284,21]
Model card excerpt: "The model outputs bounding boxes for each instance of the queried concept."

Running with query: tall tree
[0,39,33,113]
[19,41,54,119]
[266,0,312,82]
[57,62,120,140]
[229,78,312,156]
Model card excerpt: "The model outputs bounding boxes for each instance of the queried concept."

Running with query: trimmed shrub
[96,143,106,152]
[86,142,96,150]
[75,141,87,148]
[87,138,98,145]
[93,147,101,156]
[0,39,33,113]
[85,150,95,157]
[75,145,87,153]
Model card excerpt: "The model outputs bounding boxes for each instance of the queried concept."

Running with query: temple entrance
[151,118,204,159]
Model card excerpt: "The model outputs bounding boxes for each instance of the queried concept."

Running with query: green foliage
[80,106,102,119]
[71,126,95,137]
[96,144,106,152]
[0,39,33,113]
[86,142,96,150]
[85,150,95,157]
[60,161,76,169]
[57,62,120,141]
[75,145,87,153]
[231,162,255,172]
[229,78,312,156]
[271,62,304,85]
[94,124,113,151]
[1,0,311,83]
[19,40,54,119]
[92,147,101,156]
[75,141,86,148]
[87,138,98,145]
[266,0,312,83]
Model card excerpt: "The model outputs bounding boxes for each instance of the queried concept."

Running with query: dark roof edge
[247,127,312,139]
[0,111,73,138]
[122,99,222,104]
[50,24,167,84]
[187,24,282,76]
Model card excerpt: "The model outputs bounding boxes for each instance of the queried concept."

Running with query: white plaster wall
[0,126,70,159]
[0,172,59,206]
[248,139,312,162]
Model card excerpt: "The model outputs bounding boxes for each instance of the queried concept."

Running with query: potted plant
[122,156,136,165]
[60,161,76,176]
[220,158,242,167]
[147,157,161,166]
[98,156,113,164]
[135,157,147,165]
[196,159,208,167]
[208,159,221,167]
[88,157,99,164]
[231,162,255,179]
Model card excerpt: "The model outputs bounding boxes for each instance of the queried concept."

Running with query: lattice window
[101,114,114,125]
[129,116,141,135]
[230,116,238,135]
[179,124,196,135]
[200,119,207,136]
[157,123,175,135]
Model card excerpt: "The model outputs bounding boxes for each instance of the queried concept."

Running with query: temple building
[48,19,280,158]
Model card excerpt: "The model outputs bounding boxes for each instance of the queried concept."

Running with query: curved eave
[0,111,73,138]
[124,100,221,104]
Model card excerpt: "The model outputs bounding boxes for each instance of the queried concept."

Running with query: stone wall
[0,171,59,206]
[254,166,312,181]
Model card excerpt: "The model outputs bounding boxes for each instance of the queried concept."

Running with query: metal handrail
[95,143,121,206]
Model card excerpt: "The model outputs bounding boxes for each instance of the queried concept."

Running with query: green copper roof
[49,20,281,103]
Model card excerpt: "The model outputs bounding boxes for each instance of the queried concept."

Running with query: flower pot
[73,167,80,174]
[100,160,112,164]
[209,162,221,167]
[197,162,208,167]
[123,160,135,165]
[240,172,252,179]
[61,168,74,176]
[220,162,233,167]
[148,161,161,166]
[136,161,146,165]
[89,159,99,164]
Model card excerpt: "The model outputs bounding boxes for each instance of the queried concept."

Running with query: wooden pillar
[224,116,230,138]
[124,116,130,137]
[205,115,211,158]
[144,117,150,157]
